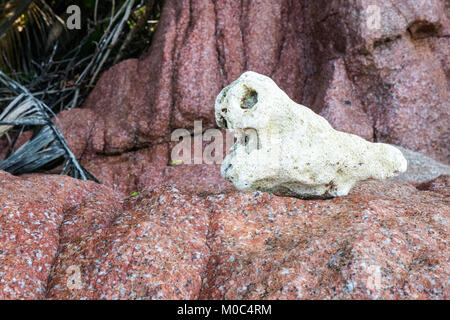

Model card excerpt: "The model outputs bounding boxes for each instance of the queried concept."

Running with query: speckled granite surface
[0,170,448,299]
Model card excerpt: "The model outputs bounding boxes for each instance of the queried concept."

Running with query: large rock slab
[46,186,210,299]
[0,170,448,299]
[0,171,121,299]
[77,0,449,163]
[305,0,450,163]
[200,179,449,299]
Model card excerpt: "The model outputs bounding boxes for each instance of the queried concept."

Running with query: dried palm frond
[0,71,99,182]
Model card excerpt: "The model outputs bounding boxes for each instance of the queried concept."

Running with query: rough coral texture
[215,71,407,198]
[0,171,448,299]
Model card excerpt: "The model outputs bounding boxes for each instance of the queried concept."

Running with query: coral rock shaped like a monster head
[215,71,407,198]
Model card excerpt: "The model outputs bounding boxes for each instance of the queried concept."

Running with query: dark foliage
[0,71,98,181]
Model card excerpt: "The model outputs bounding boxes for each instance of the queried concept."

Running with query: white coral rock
[215,71,407,198]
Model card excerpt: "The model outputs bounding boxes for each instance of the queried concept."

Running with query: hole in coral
[218,108,229,128]
[244,134,249,146]
[217,115,228,129]
[240,85,258,109]
[238,128,260,153]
